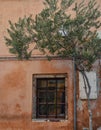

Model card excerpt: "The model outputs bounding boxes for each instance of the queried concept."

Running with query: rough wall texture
[0,59,100,130]
[77,66,101,130]
[0,0,101,130]
[0,0,101,57]
[0,0,45,56]
[0,59,74,130]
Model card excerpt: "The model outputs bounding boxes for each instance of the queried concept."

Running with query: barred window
[36,78,65,119]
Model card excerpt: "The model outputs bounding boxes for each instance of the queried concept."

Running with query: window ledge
[32,119,68,122]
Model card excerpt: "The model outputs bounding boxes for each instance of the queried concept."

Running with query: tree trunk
[80,70,93,130]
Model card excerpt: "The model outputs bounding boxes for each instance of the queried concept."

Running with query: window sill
[32,119,68,122]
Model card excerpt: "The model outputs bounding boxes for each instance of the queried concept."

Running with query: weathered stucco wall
[0,59,74,130]
[0,0,44,56]
[77,65,101,130]
[0,0,101,56]
[0,59,100,130]
[0,0,101,130]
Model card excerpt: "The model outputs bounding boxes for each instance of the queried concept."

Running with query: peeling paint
[77,99,83,111]
[0,0,101,129]
[97,112,100,117]
[91,102,97,109]
[0,60,74,130]
[52,61,72,70]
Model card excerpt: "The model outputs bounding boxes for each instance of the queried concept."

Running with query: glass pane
[48,79,56,88]
[36,78,66,119]
[39,104,47,115]
[39,97,46,103]
[57,98,65,104]
[47,92,56,103]
[37,79,47,88]
[57,79,65,89]
[57,105,65,116]
[57,91,65,103]
[38,91,46,98]
[48,104,56,115]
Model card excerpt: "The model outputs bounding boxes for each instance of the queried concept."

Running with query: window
[36,78,65,119]
[32,74,67,120]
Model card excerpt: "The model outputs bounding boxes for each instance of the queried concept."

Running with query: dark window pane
[48,79,56,88]
[37,79,47,88]
[38,92,47,98]
[38,97,46,103]
[37,92,46,103]
[57,79,65,89]
[47,92,56,103]
[36,78,66,119]
[39,104,47,115]
[57,98,65,104]
[38,90,46,97]
[57,105,65,116]
[57,91,65,103]
[48,104,56,115]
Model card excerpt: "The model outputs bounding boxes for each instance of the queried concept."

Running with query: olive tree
[34,0,101,130]
[5,15,36,60]
[5,0,101,129]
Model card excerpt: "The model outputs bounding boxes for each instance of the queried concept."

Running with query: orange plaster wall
[0,0,44,56]
[0,0,101,57]
[0,59,74,130]
[76,66,101,130]
[0,0,101,130]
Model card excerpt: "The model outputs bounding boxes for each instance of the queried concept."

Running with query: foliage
[34,2,101,129]
[5,0,101,67]
[35,0,101,71]
[4,1,101,129]
[5,15,36,60]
